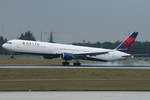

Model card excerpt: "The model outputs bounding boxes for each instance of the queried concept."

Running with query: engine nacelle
[62,53,75,60]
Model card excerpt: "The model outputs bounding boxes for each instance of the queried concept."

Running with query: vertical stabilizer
[116,32,138,53]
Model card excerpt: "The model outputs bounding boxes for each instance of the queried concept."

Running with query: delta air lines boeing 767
[2,32,138,66]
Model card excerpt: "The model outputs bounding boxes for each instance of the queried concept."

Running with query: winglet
[116,32,138,53]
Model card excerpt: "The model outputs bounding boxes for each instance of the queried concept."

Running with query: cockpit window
[7,42,12,44]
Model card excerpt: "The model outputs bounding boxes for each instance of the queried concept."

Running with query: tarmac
[0,91,150,100]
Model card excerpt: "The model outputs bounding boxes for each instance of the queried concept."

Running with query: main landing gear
[62,61,70,66]
[62,60,81,66]
[73,61,81,66]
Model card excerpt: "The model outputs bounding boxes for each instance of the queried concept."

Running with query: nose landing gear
[10,52,15,59]
[10,55,14,59]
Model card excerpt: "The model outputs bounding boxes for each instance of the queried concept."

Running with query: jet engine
[62,53,75,60]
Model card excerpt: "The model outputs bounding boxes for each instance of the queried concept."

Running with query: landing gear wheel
[62,62,70,66]
[73,62,81,66]
[10,55,14,59]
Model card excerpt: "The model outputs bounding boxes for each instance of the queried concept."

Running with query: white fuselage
[2,39,131,61]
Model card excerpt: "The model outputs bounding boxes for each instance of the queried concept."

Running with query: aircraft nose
[2,43,9,50]
[2,43,6,49]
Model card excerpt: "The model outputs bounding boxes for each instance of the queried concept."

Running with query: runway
[0,63,150,69]
[1,91,150,100]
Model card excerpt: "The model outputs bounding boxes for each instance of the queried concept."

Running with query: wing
[74,51,109,56]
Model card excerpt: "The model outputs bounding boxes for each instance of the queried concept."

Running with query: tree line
[0,31,150,56]
[73,41,150,56]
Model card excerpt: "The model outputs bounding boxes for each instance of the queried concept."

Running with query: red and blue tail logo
[116,32,138,53]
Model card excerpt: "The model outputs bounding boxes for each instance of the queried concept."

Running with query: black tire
[73,62,81,66]
[62,62,70,66]
[10,55,14,59]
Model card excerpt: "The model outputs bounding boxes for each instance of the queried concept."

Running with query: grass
[0,55,149,65]
[0,68,150,91]
[0,55,94,65]
[0,57,61,65]
[0,56,150,91]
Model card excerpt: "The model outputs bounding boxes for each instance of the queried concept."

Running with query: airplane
[2,32,138,66]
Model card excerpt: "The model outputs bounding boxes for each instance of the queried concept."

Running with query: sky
[0,0,149,43]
